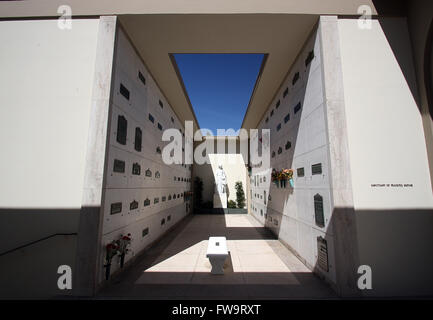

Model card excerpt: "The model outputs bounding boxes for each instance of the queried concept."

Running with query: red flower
[106,243,117,250]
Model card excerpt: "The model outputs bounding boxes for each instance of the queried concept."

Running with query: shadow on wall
[310,207,433,297]
[426,18,433,119]
[0,208,80,299]
[333,16,433,297]
[375,16,421,111]
[352,208,433,297]
[368,1,433,117]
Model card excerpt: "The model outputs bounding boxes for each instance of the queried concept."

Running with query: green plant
[194,176,203,208]
[235,181,246,209]
[228,200,237,208]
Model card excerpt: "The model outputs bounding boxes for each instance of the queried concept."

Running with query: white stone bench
[206,237,228,274]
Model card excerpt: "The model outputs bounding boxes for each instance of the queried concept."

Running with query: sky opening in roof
[173,53,264,136]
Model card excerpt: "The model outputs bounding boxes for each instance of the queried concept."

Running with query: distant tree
[194,176,203,208]
[235,181,246,209]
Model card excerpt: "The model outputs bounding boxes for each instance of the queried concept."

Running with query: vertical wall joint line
[318,15,360,297]
[74,16,118,297]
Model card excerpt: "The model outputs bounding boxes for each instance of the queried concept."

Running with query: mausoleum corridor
[97,214,336,299]
[1,4,432,299]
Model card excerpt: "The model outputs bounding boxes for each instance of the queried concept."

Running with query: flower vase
[282,179,287,188]
[273,180,279,188]
[120,253,125,268]
[289,178,294,188]
[105,263,111,280]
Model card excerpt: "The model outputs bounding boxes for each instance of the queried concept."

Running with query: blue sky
[174,54,264,136]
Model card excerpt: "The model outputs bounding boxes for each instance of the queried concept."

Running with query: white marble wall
[249,26,336,285]
[98,29,191,282]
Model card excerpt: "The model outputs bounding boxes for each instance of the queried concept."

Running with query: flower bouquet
[278,170,286,188]
[271,169,280,187]
[281,169,294,188]
[117,233,132,269]
[104,240,119,280]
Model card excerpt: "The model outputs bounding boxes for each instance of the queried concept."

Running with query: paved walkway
[98,214,337,299]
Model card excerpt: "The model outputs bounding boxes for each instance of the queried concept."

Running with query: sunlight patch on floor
[224,214,256,227]
[100,215,336,298]
[135,221,303,285]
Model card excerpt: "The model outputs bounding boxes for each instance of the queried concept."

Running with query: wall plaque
[317,236,329,272]
[113,159,125,173]
[132,163,141,175]
[297,167,305,177]
[138,71,146,86]
[130,200,138,210]
[305,50,315,67]
[314,194,325,228]
[292,72,300,85]
[294,102,302,114]
[135,127,142,152]
[312,163,322,175]
[116,115,127,145]
[145,169,152,177]
[110,202,122,215]
[120,83,130,100]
